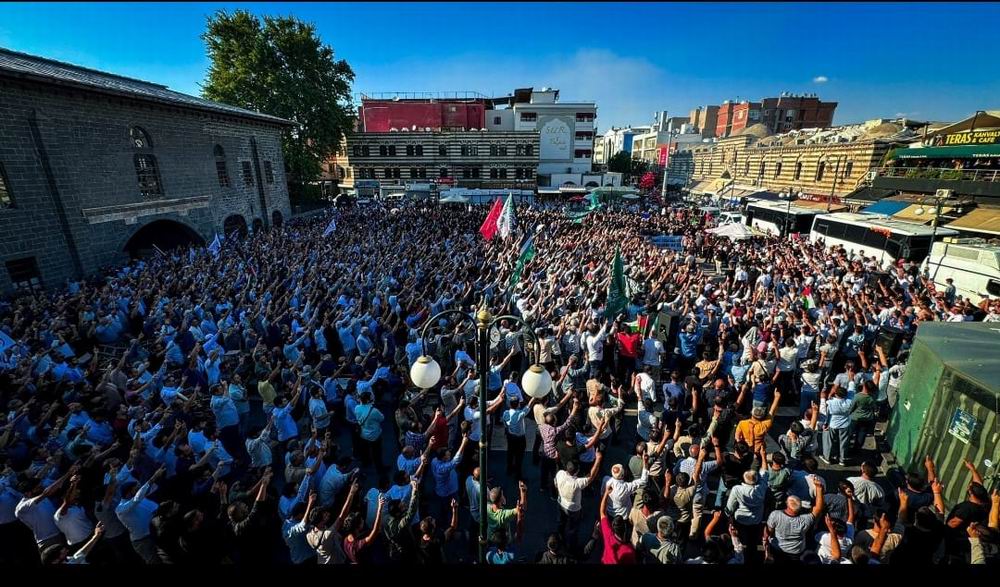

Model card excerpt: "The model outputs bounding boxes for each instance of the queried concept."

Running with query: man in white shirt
[601,457,649,518]
[583,321,610,378]
[555,451,604,555]
[641,334,666,370]
[16,467,76,553]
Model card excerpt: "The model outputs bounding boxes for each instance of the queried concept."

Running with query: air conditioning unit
[935,189,954,199]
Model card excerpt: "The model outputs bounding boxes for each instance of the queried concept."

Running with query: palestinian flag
[625,314,649,334]
[801,285,816,309]
[509,235,536,287]
[479,197,504,241]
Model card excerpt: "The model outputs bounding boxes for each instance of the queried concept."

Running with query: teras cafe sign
[942,129,1000,146]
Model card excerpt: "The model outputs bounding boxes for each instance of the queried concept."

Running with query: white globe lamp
[521,364,553,399]
[410,356,442,389]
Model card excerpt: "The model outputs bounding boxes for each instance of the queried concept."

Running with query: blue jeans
[799,386,818,415]
[851,420,875,453]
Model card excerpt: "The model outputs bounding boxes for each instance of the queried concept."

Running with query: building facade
[344,131,540,190]
[488,87,597,185]
[689,106,720,139]
[716,101,762,139]
[597,126,649,165]
[0,49,292,294]
[686,120,916,201]
[358,93,489,132]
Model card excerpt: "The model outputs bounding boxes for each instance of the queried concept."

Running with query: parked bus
[809,212,959,268]
[744,200,821,237]
[921,237,1000,303]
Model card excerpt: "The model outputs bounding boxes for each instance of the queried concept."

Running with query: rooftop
[0,47,293,126]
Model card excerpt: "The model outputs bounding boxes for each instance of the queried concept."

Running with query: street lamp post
[409,307,551,564]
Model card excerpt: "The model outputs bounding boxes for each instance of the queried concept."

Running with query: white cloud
[813,75,829,84]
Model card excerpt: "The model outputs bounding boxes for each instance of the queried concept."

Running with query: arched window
[130,126,152,149]
[793,161,802,181]
[134,154,162,198]
[130,126,161,198]
[844,161,854,177]
[775,161,783,178]
[816,160,826,181]
[214,145,230,187]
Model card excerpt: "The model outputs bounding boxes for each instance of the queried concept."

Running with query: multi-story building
[685,119,920,202]
[317,137,352,198]
[489,87,597,186]
[631,112,702,164]
[689,106,720,139]
[344,130,540,190]
[0,48,292,294]
[760,94,838,135]
[597,126,650,165]
[701,94,838,139]
[716,100,762,139]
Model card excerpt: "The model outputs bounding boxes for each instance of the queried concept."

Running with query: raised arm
[810,476,825,518]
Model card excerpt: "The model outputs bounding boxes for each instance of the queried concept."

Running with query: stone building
[345,130,540,190]
[0,48,293,294]
[685,119,921,202]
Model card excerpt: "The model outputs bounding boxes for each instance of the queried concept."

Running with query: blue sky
[1,2,998,131]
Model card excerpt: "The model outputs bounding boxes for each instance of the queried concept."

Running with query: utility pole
[660,133,674,201]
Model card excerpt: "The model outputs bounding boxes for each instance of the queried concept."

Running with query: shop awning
[890,145,1000,160]
[945,207,1000,235]
[892,204,955,223]
[862,200,911,216]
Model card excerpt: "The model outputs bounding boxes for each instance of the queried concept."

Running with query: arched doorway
[123,219,205,259]
[223,214,248,239]
[584,181,599,188]
[252,218,264,233]
[271,210,283,227]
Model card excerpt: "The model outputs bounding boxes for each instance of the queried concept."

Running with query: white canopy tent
[438,193,471,204]
[707,222,759,241]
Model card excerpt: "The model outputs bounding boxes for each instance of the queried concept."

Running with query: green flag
[606,247,628,318]
[565,209,591,224]
[509,236,536,287]
[587,191,602,211]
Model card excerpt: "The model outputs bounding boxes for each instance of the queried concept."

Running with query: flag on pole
[497,193,515,240]
[323,217,337,237]
[208,234,222,258]
[509,235,536,287]
[606,247,628,318]
[624,314,648,334]
[479,197,504,241]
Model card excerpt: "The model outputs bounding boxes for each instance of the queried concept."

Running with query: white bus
[809,212,959,268]
[744,200,821,237]
[921,238,1000,303]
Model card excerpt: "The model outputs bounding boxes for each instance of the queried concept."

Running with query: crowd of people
[0,197,997,567]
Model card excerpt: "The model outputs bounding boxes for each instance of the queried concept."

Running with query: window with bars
[134,154,162,198]
[416,145,424,156]
[439,145,448,156]
[264,161,274,184]
[214,145,230,187]
[0,162,13,208]
[520,112,537,122]
[241,161,254,186]
[5,257,42,293]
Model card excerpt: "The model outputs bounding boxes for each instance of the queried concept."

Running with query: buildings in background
[342,87,600,191]
[631,111,704,164]
[689,106,720,139]
[684,118,923,202]
[0,48,292,294]
[595,125,651,166]
[686,94,838,139]
[488,87,597,186]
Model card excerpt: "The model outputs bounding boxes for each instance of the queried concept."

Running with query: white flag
[497,193,515,240]
[323,217,337,237]
[208,234,222,257]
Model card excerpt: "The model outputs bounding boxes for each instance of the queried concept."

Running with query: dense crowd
[1,198,997,566]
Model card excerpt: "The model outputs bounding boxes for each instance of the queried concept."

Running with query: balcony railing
[877,166,1000,183]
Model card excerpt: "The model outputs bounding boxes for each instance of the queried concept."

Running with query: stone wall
[0,78,291,293]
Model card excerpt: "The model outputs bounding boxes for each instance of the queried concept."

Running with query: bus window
[987,279,1000,297]
[885,237,902,258]
[813,220,829,235]
[826,221,847,239]
[844,224,867,244]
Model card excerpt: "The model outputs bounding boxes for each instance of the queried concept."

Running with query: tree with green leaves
[607,150,632,175]
[201,10,355,198]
